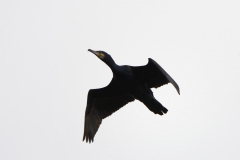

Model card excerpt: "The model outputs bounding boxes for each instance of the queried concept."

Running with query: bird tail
[143,98,168,116]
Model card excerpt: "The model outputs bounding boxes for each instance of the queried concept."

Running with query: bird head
[88,49,115,66]
[88,49,107,59]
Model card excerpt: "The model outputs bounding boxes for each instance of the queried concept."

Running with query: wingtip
[82,134,94,144]
[176,86,180,95]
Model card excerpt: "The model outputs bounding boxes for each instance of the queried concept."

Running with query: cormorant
[83,49,180,143]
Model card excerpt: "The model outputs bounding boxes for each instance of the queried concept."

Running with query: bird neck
[104,59,119,72]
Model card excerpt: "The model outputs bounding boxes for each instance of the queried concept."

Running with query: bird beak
[88,49,100,56]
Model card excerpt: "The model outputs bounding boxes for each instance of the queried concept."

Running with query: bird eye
[99,53,105,59]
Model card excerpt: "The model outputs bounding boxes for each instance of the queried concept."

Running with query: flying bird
[83,49,180,143]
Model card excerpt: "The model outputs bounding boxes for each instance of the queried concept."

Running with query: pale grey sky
[1,0,240,160]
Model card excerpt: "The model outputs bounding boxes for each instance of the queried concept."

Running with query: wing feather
[132,58,180,94]
[83,79,134,143]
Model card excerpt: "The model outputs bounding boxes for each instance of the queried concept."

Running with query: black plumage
[83,49,180,143]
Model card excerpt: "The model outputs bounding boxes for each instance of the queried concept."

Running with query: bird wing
[131,58,180,94]
[83,78,135,143]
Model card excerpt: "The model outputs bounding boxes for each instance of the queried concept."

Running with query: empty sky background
[1,0,240,160]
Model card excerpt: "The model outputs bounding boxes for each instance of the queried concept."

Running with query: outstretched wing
[83,79,135,143]
[132,58,180,94]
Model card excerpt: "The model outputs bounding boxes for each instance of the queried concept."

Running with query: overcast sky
[1,0,240,160]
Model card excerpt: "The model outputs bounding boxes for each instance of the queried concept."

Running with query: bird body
[113,66,133,86]
[114,67,149,98]
[83,49,180,143]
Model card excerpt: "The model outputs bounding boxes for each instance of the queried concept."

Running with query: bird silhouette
[83,49,180,143]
